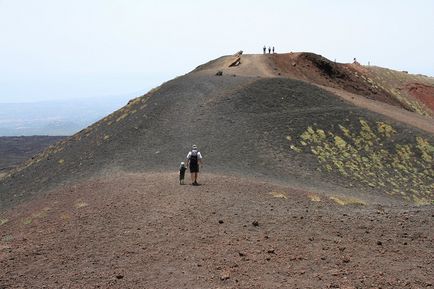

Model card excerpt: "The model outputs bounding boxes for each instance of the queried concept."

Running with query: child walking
[179,162,187,185]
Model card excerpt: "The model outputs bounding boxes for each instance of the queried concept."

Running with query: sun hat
[192,144,197,149]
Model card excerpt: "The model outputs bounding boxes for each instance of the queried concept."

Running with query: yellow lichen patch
[1,235,14,242]
[32,207,50,219]
[0,218,8,226]
[307,194,321,202]
[58,159,64,165]
[416,136,434,163]
[127,97,141,107]
[290,118,434,203]
[286,136,292,142]
[60,213,71,221]
[330,196,366,206]
[103,135,110,141]
[270,191,287,199]
[116,112,129,122]
[74,200,88,208]
[412,195,432,206]
[290,144,301,153]
[377,122,396,137]
[334,136,347,149]
[22,217,32,225]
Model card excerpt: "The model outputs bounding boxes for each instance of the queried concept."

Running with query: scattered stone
[220,271,230,281]
[342,256,351,263]
[218,220,224,224]
[116,274,124,279]
[267,249,275,254]
[216,71,223,76]
[377,241,382,246]
[238,252,245,257]
[229,57,241,67]
[252,220,259,227]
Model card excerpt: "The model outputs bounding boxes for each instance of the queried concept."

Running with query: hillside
[0,52,433,210]
[0,52,433,288]
[0,136,64,172]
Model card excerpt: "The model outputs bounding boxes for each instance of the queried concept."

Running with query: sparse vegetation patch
[289,119,434,204]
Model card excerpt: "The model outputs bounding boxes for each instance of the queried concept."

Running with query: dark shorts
[190,163,199,173]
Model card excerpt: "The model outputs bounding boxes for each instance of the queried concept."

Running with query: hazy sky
[1,0,433,103]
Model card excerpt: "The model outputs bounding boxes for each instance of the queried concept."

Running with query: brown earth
[405,82,434,112]
[1,172,433,289]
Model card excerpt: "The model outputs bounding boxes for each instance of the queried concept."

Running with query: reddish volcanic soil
[1,172,433,288]
[405,82,434,112]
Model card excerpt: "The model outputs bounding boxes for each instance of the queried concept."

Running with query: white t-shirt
[186,150,202,160]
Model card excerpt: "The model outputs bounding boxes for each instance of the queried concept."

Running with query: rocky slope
[0,53,433,210]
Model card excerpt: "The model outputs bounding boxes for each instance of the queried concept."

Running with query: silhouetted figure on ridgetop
[263,46,266,54]
[268,47,271,54]
[272,46,275,54]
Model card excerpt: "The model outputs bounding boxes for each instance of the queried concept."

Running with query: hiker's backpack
[190,150,198,163]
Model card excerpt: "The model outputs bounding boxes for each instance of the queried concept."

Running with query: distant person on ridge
[272,46,275,53]
[186,144,203,186]
[268,47,271,54]
[263,45,266,54]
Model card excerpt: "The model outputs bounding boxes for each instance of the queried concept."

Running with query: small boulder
[220,271,230,281]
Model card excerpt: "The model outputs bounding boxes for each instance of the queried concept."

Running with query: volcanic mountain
[0,52,433,288]
[1,52,432,209]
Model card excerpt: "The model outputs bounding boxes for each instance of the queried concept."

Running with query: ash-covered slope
[1,53,433,210]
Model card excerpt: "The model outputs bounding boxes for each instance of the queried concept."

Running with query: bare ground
[1,172,432,289]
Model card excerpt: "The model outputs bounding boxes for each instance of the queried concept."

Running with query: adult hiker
[268,46,271,54]
[272,46,275,53]
[263,45,266,54]
[186,144,203,186]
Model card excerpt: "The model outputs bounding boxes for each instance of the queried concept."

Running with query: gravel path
[1,172,432,288]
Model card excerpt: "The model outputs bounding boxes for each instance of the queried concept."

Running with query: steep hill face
[0,53,433,210]
[0,136,64,171]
